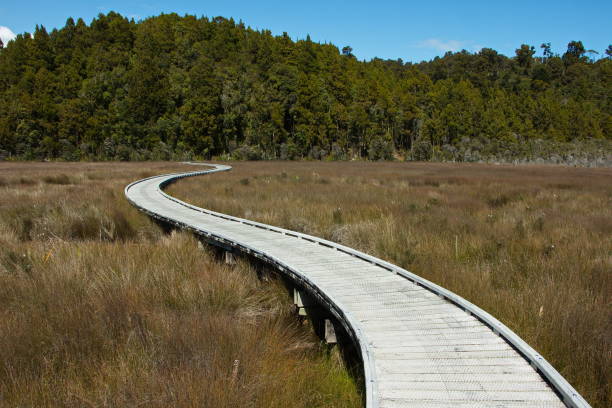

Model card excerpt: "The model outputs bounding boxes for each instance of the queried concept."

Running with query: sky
[1,1,610,62]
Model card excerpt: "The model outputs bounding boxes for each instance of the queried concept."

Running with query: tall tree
[563,40,587,66]
[540,43,553,59]
[515,44,535,72]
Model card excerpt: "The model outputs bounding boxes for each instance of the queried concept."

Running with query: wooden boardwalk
[125,163,590,408]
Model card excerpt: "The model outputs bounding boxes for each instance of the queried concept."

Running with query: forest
[0,12,610,163]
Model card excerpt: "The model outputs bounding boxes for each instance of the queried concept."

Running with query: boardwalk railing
[125,163,591,408]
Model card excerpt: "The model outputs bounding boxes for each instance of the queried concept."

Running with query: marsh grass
[0,162,361,408]
[42,173,74,185]
[169,161,611,407]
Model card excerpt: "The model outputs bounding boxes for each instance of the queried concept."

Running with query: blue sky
[1,1,610,62]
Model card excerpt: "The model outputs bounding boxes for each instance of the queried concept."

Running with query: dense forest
[0,12,610,163]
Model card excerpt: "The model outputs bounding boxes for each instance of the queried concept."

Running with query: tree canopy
[0,12,609,161]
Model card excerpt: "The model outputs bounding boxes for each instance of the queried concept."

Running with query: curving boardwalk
[125,163,590,408]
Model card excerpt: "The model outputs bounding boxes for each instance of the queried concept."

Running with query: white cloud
[419,38,464,53]
[0,26,16,45]
[471,44,484,53]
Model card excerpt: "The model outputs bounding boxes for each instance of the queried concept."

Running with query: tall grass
[169,161,611,407]
[0,162,361,408]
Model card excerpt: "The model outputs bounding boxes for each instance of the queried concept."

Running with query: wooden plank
[379,389,563,402]
[375,372,546,383]
[377,380,551,392]
[379,399,565,408]
[375,363,535,375]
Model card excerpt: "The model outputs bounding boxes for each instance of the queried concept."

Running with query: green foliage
[0,13,609,162]
[409,138,433,161]
[232,145,264,160]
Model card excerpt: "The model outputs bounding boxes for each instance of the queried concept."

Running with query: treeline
[0,12,610,162]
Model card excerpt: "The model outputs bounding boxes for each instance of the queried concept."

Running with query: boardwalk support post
[225,250,235,265]
[325,319,337,344]
[294,288,315,316]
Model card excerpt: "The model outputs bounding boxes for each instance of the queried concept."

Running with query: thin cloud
[0,26,16,45]
[471,44,484,52]
[419,38,464,53]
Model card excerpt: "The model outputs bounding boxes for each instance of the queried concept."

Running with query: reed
[169,161,611,407]
[0,162,361,408]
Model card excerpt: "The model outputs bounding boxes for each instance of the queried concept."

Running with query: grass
[168,161,611,408]
[0,162,362,408]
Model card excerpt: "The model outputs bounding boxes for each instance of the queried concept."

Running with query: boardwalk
[125,163,590,408]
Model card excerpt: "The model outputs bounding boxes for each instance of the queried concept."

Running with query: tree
[540,43,553,59]
[515,44,535,71]
[586,49,599,62]
[606,45,612,59]
[562,40,587,66]
[341,46,353,57]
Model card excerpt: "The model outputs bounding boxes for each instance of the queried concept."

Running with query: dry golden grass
[169,161,612,408]
[0,162,361,408]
